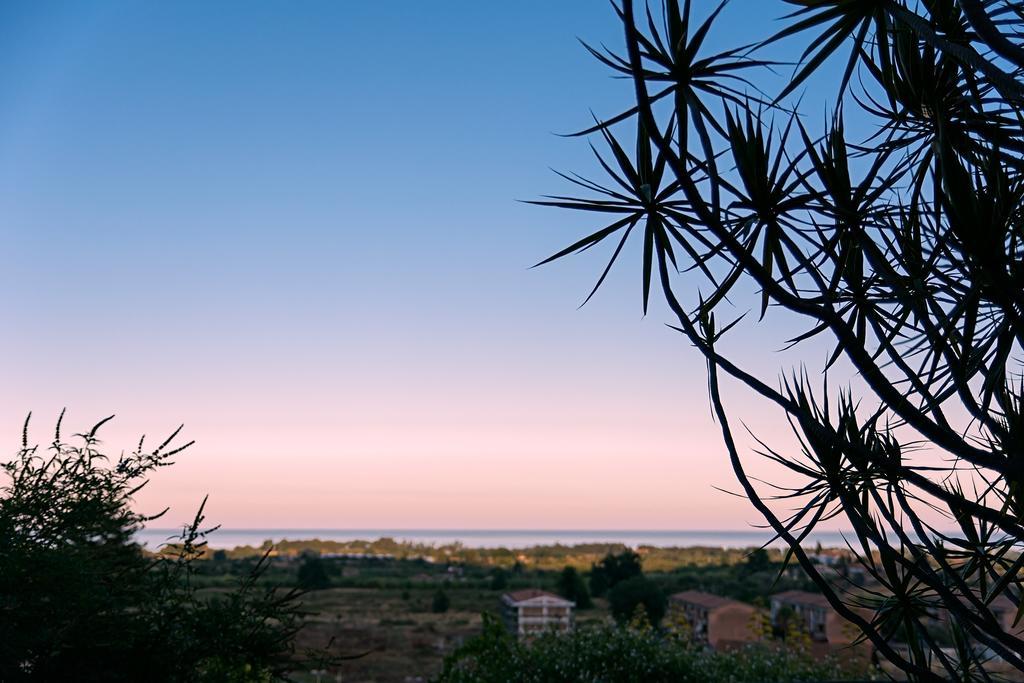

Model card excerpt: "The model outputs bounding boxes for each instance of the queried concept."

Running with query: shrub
[438,614,876,682]
[296,554,331,590]
[0,413,339,681]
[489,568,508,591]
[432,588,451,613]
[555,566,592,609]
[588,550,641,597]
[607,575,666,626]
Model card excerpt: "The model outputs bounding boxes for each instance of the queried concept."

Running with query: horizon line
[139,527,843,533]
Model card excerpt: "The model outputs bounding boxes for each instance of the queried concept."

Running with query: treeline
[195,536,791,572]
[187,546,818,616]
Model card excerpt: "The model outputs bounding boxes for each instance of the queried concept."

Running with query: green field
[185,541,819,682]
[285,587,611,682]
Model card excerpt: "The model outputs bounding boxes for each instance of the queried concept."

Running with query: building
[501,589,574,638]
[771,590,856,644]
[987,594,1023,638]
[935,592,1024,641]
[669,590,762,649]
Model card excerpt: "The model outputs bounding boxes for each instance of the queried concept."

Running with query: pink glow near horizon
[2,359,805,530]
[1,1,943,535]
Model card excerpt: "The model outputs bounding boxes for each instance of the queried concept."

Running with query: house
[669,591,762,649]
[988,594,1023,638]
[771,590,856,644]
[501,589,574,638]
[809,548,855,567]
[934,592,1024,641]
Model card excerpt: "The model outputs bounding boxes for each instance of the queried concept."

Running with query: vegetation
[432,588,452,613]
[297,554,331,591]
[744,548,771,575]
[555,566,593,609]
[0,413,336,682]
[608,575,668,626]
[198,536,788,573]
[0,414,854,683]
[488,568,508,591]
[588,550,643,597]
[535,0,1024,678]
[438,613,875,682]
[182,538,816,606]
[173,539,818,679]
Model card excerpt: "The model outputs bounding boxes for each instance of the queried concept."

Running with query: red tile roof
[503,589,571,604]
[670,590,752,611]
[772,590,831,608]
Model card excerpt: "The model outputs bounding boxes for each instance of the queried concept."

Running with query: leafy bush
[438,614,876,682]
[555,566,592,609]
[432,588,451,613]
[489,568,508,591]
[588,550,642,597]
[0,413,337,682]
[607,575,666,626]
[297,554,331,590]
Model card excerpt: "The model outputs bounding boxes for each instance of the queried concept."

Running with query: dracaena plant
[536,1,1024,680]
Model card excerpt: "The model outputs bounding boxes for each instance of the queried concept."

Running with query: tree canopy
[556,566,593,609]
[0,413,333,682]
[588,550,643,597]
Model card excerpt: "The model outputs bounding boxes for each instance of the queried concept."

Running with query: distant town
[163,536,1024,681]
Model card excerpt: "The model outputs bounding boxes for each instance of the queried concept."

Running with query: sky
[0,1,840,531]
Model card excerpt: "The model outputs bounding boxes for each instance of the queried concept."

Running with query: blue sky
[0,1,840,529]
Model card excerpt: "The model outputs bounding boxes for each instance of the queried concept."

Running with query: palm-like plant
[536,1,1024,679]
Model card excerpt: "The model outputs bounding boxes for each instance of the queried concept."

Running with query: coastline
[136,527,858,551]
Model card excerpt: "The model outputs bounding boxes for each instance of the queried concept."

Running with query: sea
[135,528,862,551]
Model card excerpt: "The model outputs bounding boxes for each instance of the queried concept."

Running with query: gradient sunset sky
[2,1,838,530]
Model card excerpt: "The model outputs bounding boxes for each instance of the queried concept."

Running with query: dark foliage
[432,588,451,613]
[588,550,643,597]
[744,548,772,575]
[438,613,874,682]
[536,1,1024,679]
[555,566,593,609]
[297,554,331,591]
[489,568,509,591]
[608,575,668,625]
[0,413,335,682]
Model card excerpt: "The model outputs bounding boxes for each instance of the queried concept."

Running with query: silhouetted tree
[588,550,642,598]
[0,413,340,681]
[489,568,509,591]
[588,568,609,598]
[556,566,593,609]
[432,588,451,613]
[607,575,666,626]
[536,1,1024,678]
[744,548,771,574]
[297,554,330,590]
[773,605,799,641]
